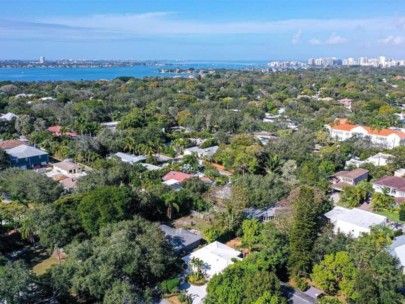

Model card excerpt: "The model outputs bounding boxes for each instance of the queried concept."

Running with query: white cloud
[291,30,302,45]
[325,33,347,45]
[379,35,404,45]
[28,14,405,35]
[0,12,403,46]
[309,33,347,45]
[309,38,323,45]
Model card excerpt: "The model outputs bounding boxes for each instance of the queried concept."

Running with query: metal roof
[6,145,48,159]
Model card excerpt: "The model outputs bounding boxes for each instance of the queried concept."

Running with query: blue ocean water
[0,61,269,82]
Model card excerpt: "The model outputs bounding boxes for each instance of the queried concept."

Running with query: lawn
[33,255,60,276]
[375,210,405,224]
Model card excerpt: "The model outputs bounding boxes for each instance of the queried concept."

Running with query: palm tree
[190,257,204,279]
[264,153,284,174]
[162,193,180,220]
[371,189,395,211]
[123,137,136,154]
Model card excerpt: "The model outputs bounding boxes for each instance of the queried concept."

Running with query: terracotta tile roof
[329,119,357,131]
[162,171,194,183]
[329,119,405,139]
[48,126,78,138]
[362,126,405,139]
[0,140,26,150]
[200,176,213,183]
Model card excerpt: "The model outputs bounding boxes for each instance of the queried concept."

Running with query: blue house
[6,145,49,169]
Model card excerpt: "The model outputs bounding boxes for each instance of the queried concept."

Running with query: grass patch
[33,255,60,276]
[374,210,405,224]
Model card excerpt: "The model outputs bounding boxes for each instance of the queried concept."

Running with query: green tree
[0,261,41,304]
[78,186,138,235]
[54,217,174,301]
[311,251,358,298]
[162,191,180,220]
[242,219,262,250]
[371,191,395,211]
[0,168,62,205]
[205,260,286,304]
[103,281,148,304]
[288,186,324,278]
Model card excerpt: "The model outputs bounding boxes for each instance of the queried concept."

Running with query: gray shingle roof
[6,145,48,159]
[160,225,202,253]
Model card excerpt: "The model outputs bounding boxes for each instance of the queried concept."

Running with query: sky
[0,0,404,60]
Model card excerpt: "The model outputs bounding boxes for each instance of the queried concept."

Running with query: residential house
[304,287,324,303]
[160,225,202,255]
[6,145,48,169]
[184,146,218,159]
[48,126,79,139]
[111,152,147,165]
[346,153,394,168]
[331,168,369,191]
[0,140,26,150]
[182,241,242,304]
[140,163,161,171]
[388,235,405,274]
[59,177,78,191]
[53,160,84,176]
[373,176,405,200]
[154,154,173,164]
[100,121,119,132]
[183,241,242,279]
[325,206,387,238]
[338,98,352,110]
[325,118,405,149]
[162,171,212,190]
[243,206,281,222]
[0,112,18,121]
[394,169,405,177]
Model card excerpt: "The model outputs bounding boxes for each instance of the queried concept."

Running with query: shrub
[167,278,180,293]
[160,277,180,294]
[178,294,186,302]
[399,205,405,221]
[187,273,207,286]
[295,277,309,291]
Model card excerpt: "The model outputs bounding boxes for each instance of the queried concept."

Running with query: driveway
[180,282,207,304]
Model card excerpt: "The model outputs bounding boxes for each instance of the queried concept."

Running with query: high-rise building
[307,58,315,65]
[39,56,45,64]
[359,57,368,65]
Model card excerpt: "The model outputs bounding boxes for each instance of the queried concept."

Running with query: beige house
[53,161,84,176]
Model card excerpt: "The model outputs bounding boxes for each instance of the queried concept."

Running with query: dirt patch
[226,237,242,249]
[167,296,182,304]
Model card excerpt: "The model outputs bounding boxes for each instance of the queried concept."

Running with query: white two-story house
[325,119,405,149]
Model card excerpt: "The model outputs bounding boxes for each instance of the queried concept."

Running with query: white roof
[113,152,146,164]
[183,241,241,279]
[389,235,405,267]
[163,179,179,186]
[141,163,161,171]
[184,146,219,157]
[6,145,48,158]
[0,112,18,121]
[325,206,386,229]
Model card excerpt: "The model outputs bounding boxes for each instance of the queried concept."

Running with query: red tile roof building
[325,118,405,149]
[48,126,79,139]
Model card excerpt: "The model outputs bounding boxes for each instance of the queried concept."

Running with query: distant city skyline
[1,0,404,60]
